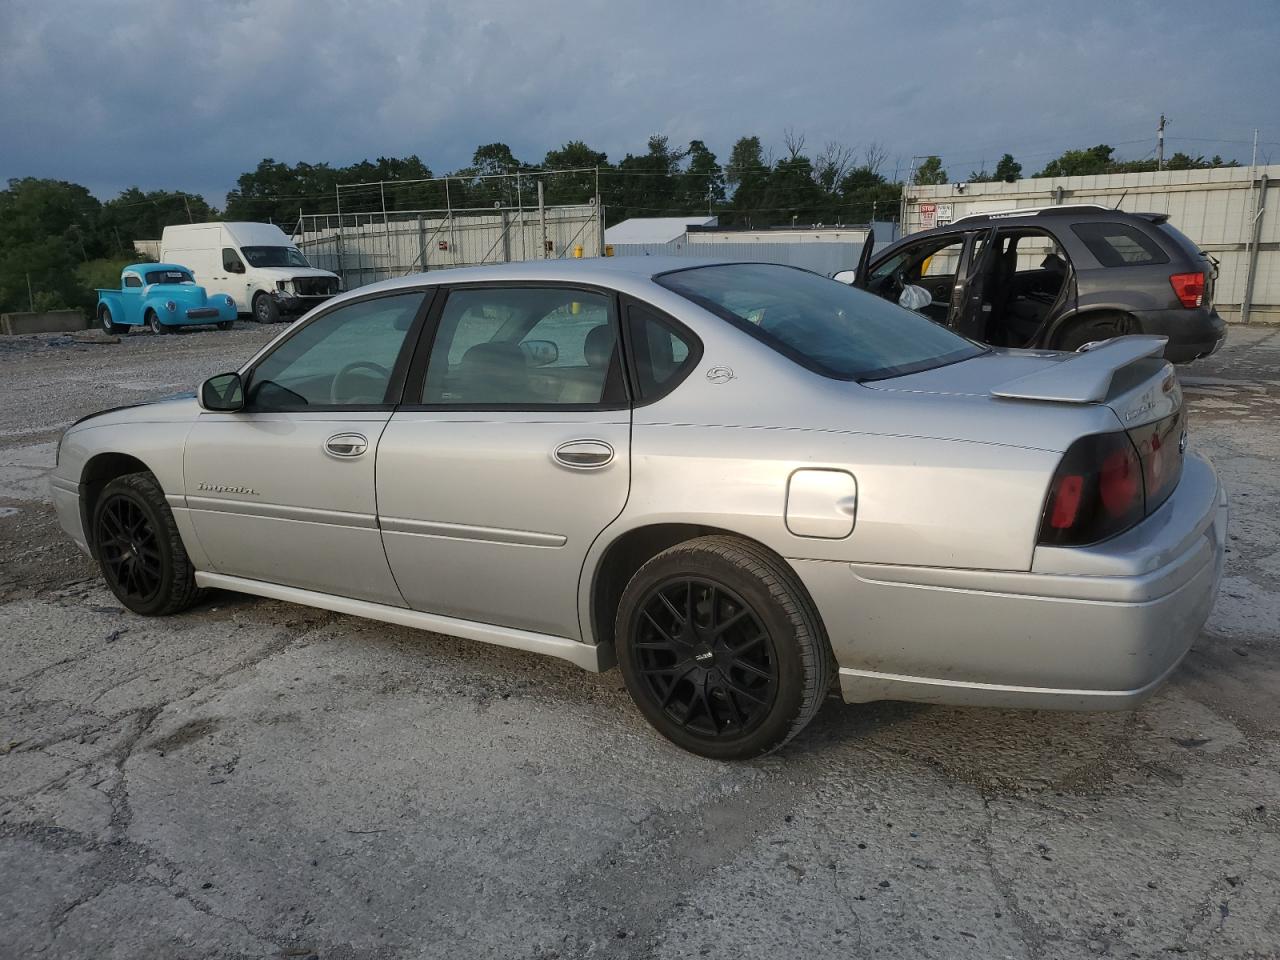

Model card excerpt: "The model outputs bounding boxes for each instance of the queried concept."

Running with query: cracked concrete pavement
[1,323,1278,959]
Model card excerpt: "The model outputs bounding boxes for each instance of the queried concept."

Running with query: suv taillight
[1038,411,1186,547]
[1169,272,1205,308]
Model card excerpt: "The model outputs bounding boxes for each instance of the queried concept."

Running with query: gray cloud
[2,0,1277,207]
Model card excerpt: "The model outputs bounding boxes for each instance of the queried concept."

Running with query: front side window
[222,248,245,272]
[241,246,311,268]
[422,287,623,406]
[657,263,984,381]
[246,292,423,409]
[1071,222,1170,267]
[123,274,142,288]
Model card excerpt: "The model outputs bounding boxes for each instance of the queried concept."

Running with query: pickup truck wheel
[615,535,832,760]
[91,472,203,616]
[145,311,167,335]
[253,294,280,324]
[99,306,122,335]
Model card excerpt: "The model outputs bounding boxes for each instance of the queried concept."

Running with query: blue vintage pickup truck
[96,263,237,334]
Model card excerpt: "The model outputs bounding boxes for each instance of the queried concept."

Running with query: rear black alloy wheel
[616,536,832,759]
[632,577,778,739]
[91,472,203,616]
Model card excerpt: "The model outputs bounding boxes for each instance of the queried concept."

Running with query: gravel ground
[1,321,1278,960]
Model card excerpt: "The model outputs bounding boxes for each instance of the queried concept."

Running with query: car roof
[125,263,191,274]
[349,255,740,296]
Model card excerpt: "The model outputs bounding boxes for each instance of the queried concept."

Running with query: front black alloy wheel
[616,536,832,759]
[92,472,202,616]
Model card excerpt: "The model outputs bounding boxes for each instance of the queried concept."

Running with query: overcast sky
[2,0,1277,208]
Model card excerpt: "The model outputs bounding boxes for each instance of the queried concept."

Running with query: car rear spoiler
[990,336,1169,403]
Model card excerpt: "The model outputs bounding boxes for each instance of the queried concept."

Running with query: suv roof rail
[951,204,1111,224]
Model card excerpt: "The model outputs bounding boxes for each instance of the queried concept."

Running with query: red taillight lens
[1169,272,1205,308]
[1098,445,1141,517]
[1047,474,1084,529]
[1038,431,1146,546]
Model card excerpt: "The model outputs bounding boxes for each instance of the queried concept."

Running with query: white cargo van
[160,222,341,323]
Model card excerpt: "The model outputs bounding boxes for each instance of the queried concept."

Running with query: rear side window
[626,302,700,401]
[123,275,142,288]
[656,262,983,381]
[1070,222,1170,267]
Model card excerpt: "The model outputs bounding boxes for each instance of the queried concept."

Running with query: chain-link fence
[294,170,604,290]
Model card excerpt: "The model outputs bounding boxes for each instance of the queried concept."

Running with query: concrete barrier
[0,309,90,335]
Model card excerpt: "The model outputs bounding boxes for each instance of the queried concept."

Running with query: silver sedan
[52,258,1227,759]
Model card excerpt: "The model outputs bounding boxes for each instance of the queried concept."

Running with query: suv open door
[947,230,995,341]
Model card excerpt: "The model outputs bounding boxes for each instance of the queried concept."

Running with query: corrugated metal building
[904,166,1279,322]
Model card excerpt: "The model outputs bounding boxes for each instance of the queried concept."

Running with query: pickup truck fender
[96,290,131,324]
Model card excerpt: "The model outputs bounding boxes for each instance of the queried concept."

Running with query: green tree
[541,140,608,207]
[101,188,216,247]
[913,156,947,185]
[723,136,771,226]
[994,153,1022,182]
[1035,144,1116,177]
[676,139,725,213]
[0,178,107,314]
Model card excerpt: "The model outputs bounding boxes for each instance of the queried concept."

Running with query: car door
[945,229,996,341]
[375,283,631,639]
[183,290,429,605]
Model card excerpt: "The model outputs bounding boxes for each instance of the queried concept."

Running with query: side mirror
[200,372,245,411]
[520,339,559,367]
[831,269,858,285]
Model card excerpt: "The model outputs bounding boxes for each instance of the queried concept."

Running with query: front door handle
[325,433,368,458]
[553,439,614,469]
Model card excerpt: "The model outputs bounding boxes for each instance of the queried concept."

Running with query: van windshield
[656,262,985,381]
[241,246,311,268]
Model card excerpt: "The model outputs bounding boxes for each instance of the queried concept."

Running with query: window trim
[619,296,704,406]
[238,288,435,414]
[397,280,632,413]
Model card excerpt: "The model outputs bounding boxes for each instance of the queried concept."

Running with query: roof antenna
[1113,189,1127,211]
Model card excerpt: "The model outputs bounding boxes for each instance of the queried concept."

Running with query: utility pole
[183,194,193,223]
[1157,114,1167,170]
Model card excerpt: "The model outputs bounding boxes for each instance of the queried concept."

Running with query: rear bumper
[790,453,1227,710]
[1135,308,1226,363]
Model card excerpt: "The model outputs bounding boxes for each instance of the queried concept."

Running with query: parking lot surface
[2,323,1278,960]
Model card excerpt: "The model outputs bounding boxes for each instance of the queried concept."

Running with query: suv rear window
[1070,222,1170,267]
[655,262,984,381]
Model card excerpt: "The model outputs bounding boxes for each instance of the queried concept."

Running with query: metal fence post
[1241,175,1269,324]
[538,181,547,258]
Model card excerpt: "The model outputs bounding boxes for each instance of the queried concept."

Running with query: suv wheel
[615,536,832,759]
[1056,313,1128,352]
[91,472,203,616]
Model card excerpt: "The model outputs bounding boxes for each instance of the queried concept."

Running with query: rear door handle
[325,433,368,458]
[553,439,614,469]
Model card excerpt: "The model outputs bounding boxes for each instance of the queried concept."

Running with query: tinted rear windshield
[1070,221,1170,267]
[655,262,984,381]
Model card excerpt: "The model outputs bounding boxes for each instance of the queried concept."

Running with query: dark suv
[841,205,1226,363]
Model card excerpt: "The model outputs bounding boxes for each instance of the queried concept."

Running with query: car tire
[253,294,280,324]
[217,320,234,331]
[1055,313,1128,352]
[145,311,167,335]
[91,472,204,616]
[615,535,832,760]
[99,306,122,335]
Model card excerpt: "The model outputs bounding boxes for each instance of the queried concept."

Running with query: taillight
[1169,272,1204,308]
[1038,432,1146,546]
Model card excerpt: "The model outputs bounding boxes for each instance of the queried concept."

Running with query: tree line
[0,135,1240,315]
